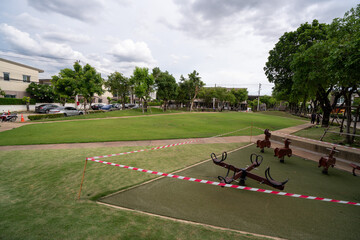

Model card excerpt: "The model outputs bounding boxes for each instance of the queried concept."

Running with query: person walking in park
[316,113,321,125]
[311,112,316,124]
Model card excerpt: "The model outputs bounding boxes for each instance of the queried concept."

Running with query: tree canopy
[130,67,155,112]
[52,61,104,111]
[264,4,360,142]
[153,67,177,111]
[105,71,130,109]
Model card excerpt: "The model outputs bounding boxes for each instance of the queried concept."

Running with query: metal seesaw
[211,152,288,190]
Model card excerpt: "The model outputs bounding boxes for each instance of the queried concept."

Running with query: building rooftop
[0,57,44,73]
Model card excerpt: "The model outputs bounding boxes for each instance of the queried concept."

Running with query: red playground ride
[318,147,339,174]
[274,138,292,163]
[256,129,271,153]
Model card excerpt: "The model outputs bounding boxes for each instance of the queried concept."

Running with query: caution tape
[89,158,360,206]
[86,126,252,161]
[86,140,200,160]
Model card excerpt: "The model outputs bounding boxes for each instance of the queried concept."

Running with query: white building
[0,58,44,98]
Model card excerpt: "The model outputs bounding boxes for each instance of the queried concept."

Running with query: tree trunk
[144,100,148,113]
[83,98,87,115]
[121,94,126,109]
[344,93,353,144]
[351,106,359,142]
[322,107,332,127]
[163,100,168,112]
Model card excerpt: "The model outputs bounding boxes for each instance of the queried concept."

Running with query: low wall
[271,134,360,163]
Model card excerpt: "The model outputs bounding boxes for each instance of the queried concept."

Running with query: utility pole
[257,83,261,111]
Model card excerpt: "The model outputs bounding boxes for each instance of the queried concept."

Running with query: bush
[148,101,163,106]
[0,98,36,105]
[28,114,63,121]
[87,110,106,114]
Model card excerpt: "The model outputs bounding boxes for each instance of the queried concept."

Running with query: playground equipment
[211,152,288,190]
[318,147,339,174]
[256,129,271,153]
[350,163,360,176]
[274,138,292,163]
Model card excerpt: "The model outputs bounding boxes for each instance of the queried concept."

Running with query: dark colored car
[100,104,114,111]
[91,103,104,110]
[35,104,59,113]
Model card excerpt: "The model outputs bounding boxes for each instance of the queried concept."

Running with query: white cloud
[0,23,84,60]
[27,0,104,22]
[170,54,189,64]
[42,31,91,44]
[109,39,156,65]
[171,0,358,41]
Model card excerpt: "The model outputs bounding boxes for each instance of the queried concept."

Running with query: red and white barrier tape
[253,126,360,152]
[89,158,360,206]
[86,140,200,160]
[86,126,252,161]
[210,126,251,138]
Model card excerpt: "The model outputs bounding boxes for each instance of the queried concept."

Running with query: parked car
[124,104,139,109]
[35,104,59,113]
[112,103,122,110]
[100,104,117,111]
[48,107,84,117]
[90,103,104,110]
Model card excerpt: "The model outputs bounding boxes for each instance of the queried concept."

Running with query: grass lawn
[293,125,360,148]
[0,112,306,145]
[0,143,269,240]
[258,110,307,120]
[37,107,184,121]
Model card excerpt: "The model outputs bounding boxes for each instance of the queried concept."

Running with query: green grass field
[0,112,306,145]
[0,143,269,240]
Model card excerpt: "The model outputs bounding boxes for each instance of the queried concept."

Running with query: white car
[49,107,84,117]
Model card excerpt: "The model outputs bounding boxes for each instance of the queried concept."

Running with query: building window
[23,75,31,82]
[3,72,10,81]
[5,94,16,98]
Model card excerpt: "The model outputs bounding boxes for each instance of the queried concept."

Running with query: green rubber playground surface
[100,144,360,240]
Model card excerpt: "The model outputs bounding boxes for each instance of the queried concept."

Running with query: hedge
[87,110,106,114]
[28,114,64,121]
[0,98,36,105]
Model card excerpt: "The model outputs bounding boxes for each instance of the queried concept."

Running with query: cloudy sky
[0,0,357,95]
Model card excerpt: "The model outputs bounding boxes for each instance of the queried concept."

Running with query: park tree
[198,87,216,108]
[26,82,58,103]
[214,87,228,110]
[105,71,130,109]
[52,68,78,105]
[76,63,104,111]
[153,68,177,111]
[260,95,277,109]
[52,62,104,112]
[231,88,248,109]
[326,5,360,142]
[130,67,155,113]
[179,70,204,111]
[264,20,328,111]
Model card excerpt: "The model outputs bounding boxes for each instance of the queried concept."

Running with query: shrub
[28,114,63,121]
[148,100,163,106]
[87,110,106,114]
[0,98,36,105]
